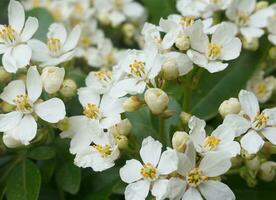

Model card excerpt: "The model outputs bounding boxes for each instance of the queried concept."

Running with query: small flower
[28,23,81,67]
[223,90,276,154]
[41,66,65,94]
[0,0,39,73]
[119,136,178,200]
[0,66,66,145]
[176,0,208,18]
[187,20,241,73]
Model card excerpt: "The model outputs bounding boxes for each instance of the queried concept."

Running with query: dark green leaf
[28,146,56,160]
[6,159,41,200]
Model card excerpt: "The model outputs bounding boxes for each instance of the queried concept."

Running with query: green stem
[159,118,166,146]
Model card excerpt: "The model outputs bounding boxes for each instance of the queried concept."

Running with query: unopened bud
[0,67,11,83]
[97,12,110,26]
[122,23,135,38]
[115,135,128,150]
[256,1,269,11]
[180,112,191,125]
[245,156,261,171]
[57,117,70,131]
[2,134,22,148]
[162,59,179,80]
[172,131,190,153]
[231,156,243,168]
[144,88,169,115]
[110,119,132,136]
[269,46,276,60]
[241,148,256,160]
[41,66,65,94]
[258,161,276,182]
[123,96,143,112]
[175,34,190,51]
[218,98,241,118]
[60,79,77,98]
[242,37,259,51]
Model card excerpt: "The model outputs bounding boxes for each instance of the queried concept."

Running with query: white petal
[162,30,179,49]
[239,90,259,120]
[11,44,32,68]
[190,20,209,53]
[47,23,67,45]
[199,181,235,200]
[2,49,17,73]
[27,39,50,62]
[221,38,241,61]
[263,108,276,126]
[249,8,274,28]
[63,25,81,52]
[125,180,150,200]
[182,187,203,200]
[206,62,228,73]
[188,116,206,151]
[123,2,144,20]
[0,44,7,54]
[151,179,169,200]
[218,141,241,157]
[8,0,25,34]
[240,130,264,154]
[60,116,88,138]
[140,136,162,167]
[20,17,39,42]
[223,114,251,137]
[212,22,238,46]
[240,27,264,39]
[41,50,75,67]
[187,50,208,68]
[111,78,146,97]
[100,115,121,129]
[120,159,143,184]
[0,111,22,132]
[157,149,178,175]
[0,80,25,104]
[167,177,186,199]
[200,151,232,177]
[238,0,256,14]
[77,87,100,107]
[26,66,42,102]
[268,34,276,45]
[262,127,276,145]
[35,98,66,123]
[101,95,125,116]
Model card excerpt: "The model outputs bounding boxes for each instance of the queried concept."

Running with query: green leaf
[37,159,56,184]
[28,146,56,160]
[6,159,41,200]
[55,162,81,194]
[26,8,54,42]
[191,42,270,120]
[142,0,176,24]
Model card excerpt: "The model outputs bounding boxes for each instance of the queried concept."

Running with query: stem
[159,118,166,146]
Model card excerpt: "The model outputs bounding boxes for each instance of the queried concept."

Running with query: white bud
[115,135,128,150]
[122,23,136,38]
[180,112,191,125]
[123,96,143,112]
[242,37,259,51]
[175,34,190,51]
[256,1,268,11]
[0,67,11,83]
[144,88,169,115]
[219,98,241,118]
[2,134,22,148]
[110,119,132,136]
[245,156,261,171]
[162,59,179,80]
[258,161,276,182]
[97,12,110,26]
[57,117,70,132]
[41,67,65,94]
[172,131,190,153]
[60,79,77,98]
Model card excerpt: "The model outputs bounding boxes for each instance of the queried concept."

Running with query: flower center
[93,144,112,158]
[74,3,84,14]
[47,38,62,57]
[0,25,18,45]
[235,12,250,26]
[13,95,33,113]
[95,70,112,86]
[113,0,123,9]
[187,168,208,187]
[80,36,92,48]
[255,83,268,98]
[207,43,222,60]
[129,59,146,78]
[83,103,101,119]
[179,16,195,28]
[140,163,157,181]
[253,112,269,130]
[203,136,221,150]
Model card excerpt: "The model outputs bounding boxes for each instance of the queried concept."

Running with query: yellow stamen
[129,59,146,78]
[207,43,222,60]
[83,103,101,119]
[179,16,195,28]
[203,136,221,150]
[93,144,112,158]
[47,38,61,57]
[0,25,18,45]
[187,168,208,187]
[255,83,267,98]
[95,70,112,81]
[80,36,92,48]
[140,163,157,180]
[253,112,269,129]
[13,95,32,113]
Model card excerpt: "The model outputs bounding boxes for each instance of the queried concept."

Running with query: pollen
[0,25,18,45]
[207,43,222,60]
[179,16,195,28]
[203,136,221,150]
[129,59,146,78]
[13,95,32,113]
[255,83,268,98]
[95,70,112,81]
[83,103,101,119]
[140,163,157,180]
[93,144,112,158]
[187,168,208,187]
[253,112,269,130]
[47,38,62,57]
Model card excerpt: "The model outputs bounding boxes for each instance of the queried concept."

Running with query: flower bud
[269,46,276,60]
[60,79,77,98]
[97,12,110,26]
[2,134,22,148]
[57,117,70,131]
[245,156,261,171]
[242,37,259,51]
[144,88,169,115]
[162,59,179,80]
[123,96,143,112]
[241,148,256,160]
[218,98,241,118]
[175,34,190,51]
[0,67,11,83]
[110,119,132,136]
[180,112,191,125]
[231,156,243,168]
[115,135,128,150]
[258,161,276,182]
[41,66,65,94]
[172,131,190,153]
[122,23,136,38]
[256,1,268,11]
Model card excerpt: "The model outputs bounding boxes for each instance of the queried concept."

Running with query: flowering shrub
[0,0,276,200]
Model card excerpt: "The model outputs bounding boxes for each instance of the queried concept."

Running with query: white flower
[187,20,241,73]
[203,0,232,13]
[78,88,125,128]
[176,0,208,18]
[267,10,276,45]
[141,22,162,49]
[28,23,81,67]
[41,66,65,94]
[74,130,120,172]
[223,90,276,154]
[0,66,66,145]
[188,116,240,157]
[246,70,275,103]
[110,46,163,97]
[0,0,38,73]
[119,136,178,200]
[226,0,274,40]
